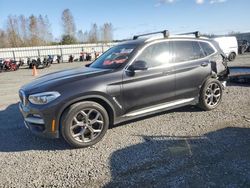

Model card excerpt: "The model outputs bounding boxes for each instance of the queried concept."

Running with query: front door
[122,41,176,113]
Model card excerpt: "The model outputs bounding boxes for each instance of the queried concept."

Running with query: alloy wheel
[205,83,221,107]
[70,108,104,143]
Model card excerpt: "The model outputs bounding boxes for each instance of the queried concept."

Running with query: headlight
[28,91,61,105]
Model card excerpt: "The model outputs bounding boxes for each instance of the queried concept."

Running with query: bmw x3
[19,31,229,148]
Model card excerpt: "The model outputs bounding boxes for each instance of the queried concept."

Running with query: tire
[228,52,236,61]
[61,101,109,148]
[199,78,223,111]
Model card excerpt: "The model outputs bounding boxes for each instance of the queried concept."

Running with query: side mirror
[132,60,148,71]
[85,63,92,67]
[126,60,148,76]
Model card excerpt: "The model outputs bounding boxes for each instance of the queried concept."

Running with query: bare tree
[83,31,89,43]
[61,9,76,38]
[19,15,28,46]
[37,15,47,45]
[44,15,53,43]
[0,12,114,47]
[36,15,53,45]
[6,15,22,47]
[88,23,98,43]
[100,23,113,43]
[0,29,8,48]
[77,30,84,43]
[29,15,40,46]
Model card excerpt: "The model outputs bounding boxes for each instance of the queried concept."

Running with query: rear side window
[136,42,171,68]
[199,42,215,56]
[173,41,205,63]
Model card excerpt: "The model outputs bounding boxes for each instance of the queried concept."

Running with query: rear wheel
[199,78,223,111]
[61,101,109,148]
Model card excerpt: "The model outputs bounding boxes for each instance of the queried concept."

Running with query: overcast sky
[0,0,249,40]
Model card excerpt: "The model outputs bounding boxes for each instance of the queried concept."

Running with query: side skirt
[114,98,198,124]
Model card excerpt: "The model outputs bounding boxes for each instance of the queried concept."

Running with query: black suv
[19,31,229,148]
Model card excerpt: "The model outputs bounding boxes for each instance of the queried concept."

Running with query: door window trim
[124,39,218,71]
[171,40,217,64]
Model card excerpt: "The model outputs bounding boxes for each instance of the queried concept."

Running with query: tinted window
[90,44,137,69]
[135,42,171,68]
[173,41,205,63]
[199,42,215,56]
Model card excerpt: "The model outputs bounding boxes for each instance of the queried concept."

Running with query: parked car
[238,40,250,54]
[212,36,238,61]
[19,30,229,148]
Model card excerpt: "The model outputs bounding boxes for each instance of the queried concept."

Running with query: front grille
[19,90,28,106]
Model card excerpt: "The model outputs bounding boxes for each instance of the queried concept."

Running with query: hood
[21,67,110,92]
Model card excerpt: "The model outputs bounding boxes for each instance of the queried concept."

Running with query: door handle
[163,70,172,75]
[200,62,209,67]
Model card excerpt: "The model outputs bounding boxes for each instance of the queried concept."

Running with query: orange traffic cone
[32,66,38,76]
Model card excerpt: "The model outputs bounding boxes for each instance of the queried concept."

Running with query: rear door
[173,40,212,100]
[122,41,175,113]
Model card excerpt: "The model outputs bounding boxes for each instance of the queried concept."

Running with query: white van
[213,36,238,61]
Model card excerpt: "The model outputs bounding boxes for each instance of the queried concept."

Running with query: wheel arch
[198,73,216,97]
[57,95,116,134]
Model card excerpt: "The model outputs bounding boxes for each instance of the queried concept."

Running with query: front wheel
[199,78,223,111]
[61,101,109,148]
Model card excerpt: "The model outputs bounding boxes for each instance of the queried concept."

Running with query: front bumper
[19,102,59,138]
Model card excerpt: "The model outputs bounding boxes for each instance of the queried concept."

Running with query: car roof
[118,38,146,46]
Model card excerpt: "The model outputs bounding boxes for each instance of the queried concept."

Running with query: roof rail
[177,31,201,38]
[133,30,169,40]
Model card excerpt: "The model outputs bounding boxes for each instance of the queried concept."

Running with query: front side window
[135,42,171,68]
[173,41,205,63]
[90,44,137,69]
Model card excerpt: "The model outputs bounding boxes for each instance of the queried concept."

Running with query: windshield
[90,44,137,69]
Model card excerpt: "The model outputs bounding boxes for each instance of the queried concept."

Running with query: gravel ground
[0,55,250,187]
